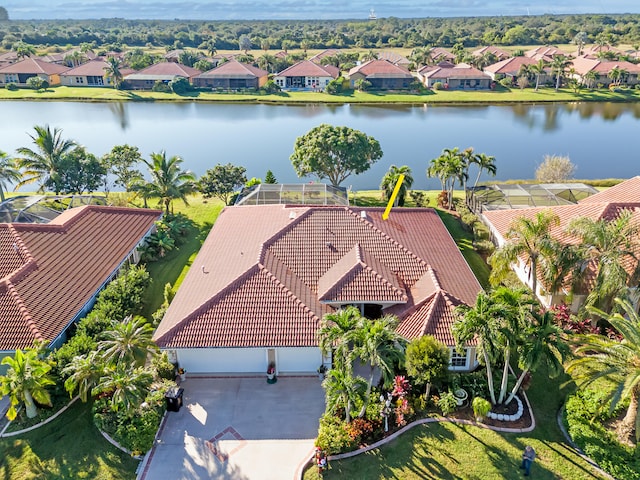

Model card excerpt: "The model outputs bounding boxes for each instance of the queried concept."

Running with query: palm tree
[470,152,497,188]
[380,165,414,206]
[551,56,572,91]
[98,316,159,368]
[530,59,548,91]
[0,151,21,202]
[573,31,588,56]
[409,46,433,68]
[489,210,561,296]
[322,366,367,423]
[567,298,640,443]
[64,50,85,67]
[319,306,361,369]
[14,41,35,59]
[361,50,378,62]
[608,66,628,86]
[103,56,124,89]
[94,365,153,415]
[0,348,55,419]
[505,308,568,404]
[427,148,465,209]
[583,69,599,89]
[142,151,196,214]
[15,124,76,190]
[257,54,277,73]
[62,351,104,402]
[566,209,640,313]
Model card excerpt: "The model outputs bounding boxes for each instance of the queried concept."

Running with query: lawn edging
[555,403,616,480]
[299,390,536,479]
[98,427,144,460]
[0,396,79,438]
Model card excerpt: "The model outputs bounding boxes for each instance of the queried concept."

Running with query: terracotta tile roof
[59,59,112,77]
[154,205,482,349]
[276,60,339,78]
[525,46,567,58]
[127,61,201,78]
[0,57,69,75]
[0,51,18,64]
[0,206,161,350]
[376,51,410,65]
[40,48,97,63]
[309,49,340,64]
[579,177,640,204]
[572,57,640,75]
[472,46,511,59]
[419,63,491,80]
[431,48,455,61]
[484,56,538,75]
[197,59,268,78]
[348,59,413,78]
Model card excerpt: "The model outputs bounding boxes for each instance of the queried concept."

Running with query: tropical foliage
[380,165,413,207]
[139,151,196,214]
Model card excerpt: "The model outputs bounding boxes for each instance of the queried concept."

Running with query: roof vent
[360,210,367,219]
[289,211,297,220]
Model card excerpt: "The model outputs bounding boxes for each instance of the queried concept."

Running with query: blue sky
[3,0,640,20]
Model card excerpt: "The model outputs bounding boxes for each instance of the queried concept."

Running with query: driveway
[139,376,325,480]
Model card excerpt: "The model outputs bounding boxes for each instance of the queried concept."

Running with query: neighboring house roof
[0,57,69,75]
[579,176,640,204]
[472,46,511,59]
[570,56,640,76]
[525,46,567,58]
[0,51,18,64]
[484,56,537,75]
[276,60,339,78]
[376,51,410,65]
[154,205,482,349]
[125,62,201,80]
[40,48,97,64]
[419,62,491,80]
[430,47,456,62]
[0,205,161,351]
[60,59,135,77]
[578,45,624,59]
[348,59,413,79]
[197,59,268,79]
[309,49,340,64]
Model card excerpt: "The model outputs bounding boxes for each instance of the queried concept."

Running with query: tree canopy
[198,163,247,205]
[290,124,382,186]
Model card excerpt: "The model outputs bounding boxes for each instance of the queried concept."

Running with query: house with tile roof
[40,47,97,66]
[348,59,414,90]
[309,49,340,64]
[193,59,268,90]
[418,62,492,89]
[376,51,411,67]
[576,44,624,60]
[123,62,201,90]
[60,59,135,87]
[472,46,511,61]
[524,46,568,61]
[0,51,18,67]
[481,177,640,310]
[430,47,456,63]
[153,205,482,375]
[0,205,161,359]
[484,56,551,82]
[0,57,69,86]
[273,60,339,91]
[570,56,640,86]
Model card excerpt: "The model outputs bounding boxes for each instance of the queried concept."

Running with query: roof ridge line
[260,264,317,318]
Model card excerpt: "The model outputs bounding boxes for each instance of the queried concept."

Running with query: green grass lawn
[2,85,640,105]
[303,367,606,480]
[0,401,138,480]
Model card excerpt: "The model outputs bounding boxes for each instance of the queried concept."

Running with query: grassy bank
[2,85,640,105]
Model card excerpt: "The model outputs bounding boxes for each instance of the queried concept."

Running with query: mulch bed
[451,392,533,430]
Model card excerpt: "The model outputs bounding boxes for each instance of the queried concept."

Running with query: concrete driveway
[139,376,325,480]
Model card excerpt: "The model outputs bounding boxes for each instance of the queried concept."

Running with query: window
[450,348,467,368]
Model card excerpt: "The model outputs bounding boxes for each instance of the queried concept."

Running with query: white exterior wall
[449,346,478,372]
[277,347,322,373]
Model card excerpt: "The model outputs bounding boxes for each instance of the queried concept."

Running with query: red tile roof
[309,49,340,64]
[59,59,112,77]
[0,206,161,350]
[571,56,640,75]
[525,46,567,58]
[154,206,482,349]
[579,177,640,204]
[419,63,490,80]
[128,61,201,78]
[198,59,268,78]
[348,59,413,78]
[276,60,339,78]
[376,51,410,65]
[472,46,511,59]
[484,56,538,75]
[0,57,69,75]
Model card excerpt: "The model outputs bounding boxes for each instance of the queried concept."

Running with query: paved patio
[139,376,325,480]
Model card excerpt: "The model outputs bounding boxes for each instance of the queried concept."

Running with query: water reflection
[108,102,129,130]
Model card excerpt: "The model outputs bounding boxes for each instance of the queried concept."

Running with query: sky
[3,0,640,20]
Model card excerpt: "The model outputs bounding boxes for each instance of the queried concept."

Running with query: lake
[3,101,640,191]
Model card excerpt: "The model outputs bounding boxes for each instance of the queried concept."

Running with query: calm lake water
[3,101,640,191]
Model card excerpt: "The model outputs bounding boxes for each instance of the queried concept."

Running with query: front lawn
[0,401,137,480]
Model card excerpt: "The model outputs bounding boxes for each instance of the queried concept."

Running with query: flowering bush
[394,397,413,427]
[391,375,411,398]
[345,418,378,444]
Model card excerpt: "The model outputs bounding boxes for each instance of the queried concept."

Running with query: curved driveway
[139,376,325,480]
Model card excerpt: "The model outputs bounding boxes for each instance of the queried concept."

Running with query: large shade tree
[142,151,196,214]
[405,335,450,399]
[290,124,383,186]
[0,150,21,202]
[15,124,76,191]
[102,144,144,192]
[197,163,247,205]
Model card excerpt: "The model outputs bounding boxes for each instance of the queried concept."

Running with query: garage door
[277,347,321,373]
[176,348,266,373]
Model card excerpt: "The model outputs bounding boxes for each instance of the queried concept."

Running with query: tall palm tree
[573,31,588,56]
[380,165,414,207]
[427,147,465,209]
[470,152,497,188]
[361,49,378,62]
[0,348,55,419]
[566,209,640,313]
[567,298,640,443]
[0,151,21,202]
[608,66,628,86]
[583,69,599,89]
[505,308,568,404]
[319,306,361,369]
[62,351,104,402]
[14,42,35,59]
[142,151,196,214]
[98,316,159,368]
[530,58,547,91]
[64,50,85,67]
[104,56,124,89]
[322,366,367,423]
[489,209,561,296]
[94,365,153,415]
[551,55,572,91]
[15,124,76,190]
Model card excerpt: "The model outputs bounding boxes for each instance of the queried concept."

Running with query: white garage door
[277,347,321,373]
[176,348,266,373]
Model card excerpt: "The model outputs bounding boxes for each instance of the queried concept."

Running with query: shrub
[169,77,191,94]
[457,370,489,399]
[315,413,355,455]
[409,191,429,207]
[472,397,492,420]
[53,332,97,374]
[152,81,171,93]
[6,82,18,91]
[345,418,377,444]
[473,222,491,241]
[152,352,176,380]
[95,265,150,320]
[499,77,513,88]
[473,239,495,254]
[325,77,344,94]
[437,390,458,416]
[261,80,280,94]
[432,82,443,90]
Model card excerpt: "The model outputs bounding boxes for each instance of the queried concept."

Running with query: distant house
[524,46,568,61]
[193,59,268,90]
[273,60,339,90]
[430,47,456,63]
[123,62,201,90]
[376,51,411,67]
[418,62,492,89]
[60,59,135,87]
[577,44,624,60]
[348,59,413,90]
[0,57,68,86]
[0,205,161,358]
[472,46,511,61]
[484,56,542,81]
[309,49,340,64]
[0,51,18,67]
[41,47,97,67]
[153,205,482,374]
[570,57,640,86]
[211,53,240,68]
